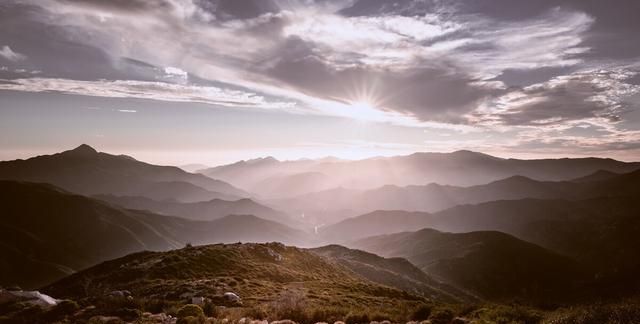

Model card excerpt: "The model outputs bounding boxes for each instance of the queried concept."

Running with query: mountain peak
[66,144,98,156]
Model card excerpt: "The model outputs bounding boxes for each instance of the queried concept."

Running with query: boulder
[223,292,241,302]
[1,290,59,307]
[191,296,206,305]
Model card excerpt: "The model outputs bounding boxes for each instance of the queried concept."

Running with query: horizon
[2,143,638,168]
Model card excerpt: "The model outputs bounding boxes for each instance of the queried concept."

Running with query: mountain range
[272,168,640,223]
[94,194,294,225]
[201,150,640,199]
[0,144,247,202]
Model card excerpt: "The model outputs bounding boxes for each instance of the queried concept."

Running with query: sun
[345,100,387,123]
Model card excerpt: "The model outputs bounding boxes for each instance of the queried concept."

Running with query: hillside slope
[310,245,476,303]
[44,243,424,311]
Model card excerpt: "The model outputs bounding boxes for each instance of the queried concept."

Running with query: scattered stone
[191,296,206,305]
[271,320,297,324]
[107,290,132,298]
[250,320,268,324]
[266,247,283,261]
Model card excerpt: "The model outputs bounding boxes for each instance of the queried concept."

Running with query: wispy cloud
[0,45,26,62]
[0,78,298,110]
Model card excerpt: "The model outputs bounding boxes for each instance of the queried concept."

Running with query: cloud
[0,77,298,110]
[0,45,26,62]
[117,109,137,113]
[473,69,640,126]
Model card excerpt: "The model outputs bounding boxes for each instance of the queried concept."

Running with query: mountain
[420,197,640,296]
[94,194,292,224]
[202,150,640,198]
[350,228,585,301]
[310,245,476,302]
[0,144,248,202]
[273,169,640,222]
[179,163,210,173]
[570,169,621,183]
[319,210,432,242]
[0,181,307,289]
[334,195,640,297]
[43,243,424,314]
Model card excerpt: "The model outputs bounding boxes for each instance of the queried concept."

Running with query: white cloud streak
[0,45,26,62]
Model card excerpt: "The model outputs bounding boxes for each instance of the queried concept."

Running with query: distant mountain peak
[65,144,98,156]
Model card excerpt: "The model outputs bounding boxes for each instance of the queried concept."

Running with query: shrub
[472,305,543,324]
[412,304,432,321]
[269,290,309,323]
[345,312,370,324]
[243,305,268,320]
[177,316,203,324]
[429,308,454,324]
[177,304,205,319]
[203,301,219,318]
[112,308,142,321]
[44,299,80,321]
[309,306,348,323]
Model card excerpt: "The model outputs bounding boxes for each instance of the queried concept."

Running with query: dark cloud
[206,0,279,20]
[57,0,176,13]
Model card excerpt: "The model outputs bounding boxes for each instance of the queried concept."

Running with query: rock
[251,320,269,324]
[223,292,241,302]
[107,290,132,298]
[271,320,297,324]
[334,322,346,324]
[1,290,59,307]
[452,318,469,324]
[191,296,206,305]
[266,247,283,261]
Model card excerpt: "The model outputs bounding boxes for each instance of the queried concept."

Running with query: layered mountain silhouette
[0,144,248,202]
[202,150,640,198]
[94,194,293,224]
[310,245,476,302]
[325,196,640,297]
[277,168,640,222]
[0,181,306,289]
[350,228,585,301]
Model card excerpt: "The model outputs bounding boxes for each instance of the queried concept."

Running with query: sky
[1,0,640,166]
